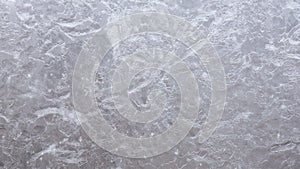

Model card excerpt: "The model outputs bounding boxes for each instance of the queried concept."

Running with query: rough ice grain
[0,0,300,168]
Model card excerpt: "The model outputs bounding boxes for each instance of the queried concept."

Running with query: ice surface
[0,0,299,168]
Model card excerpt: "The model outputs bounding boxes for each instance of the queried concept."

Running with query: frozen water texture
[0,0,300,168]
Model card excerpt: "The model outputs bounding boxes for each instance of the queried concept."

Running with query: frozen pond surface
[0,0,299,168]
